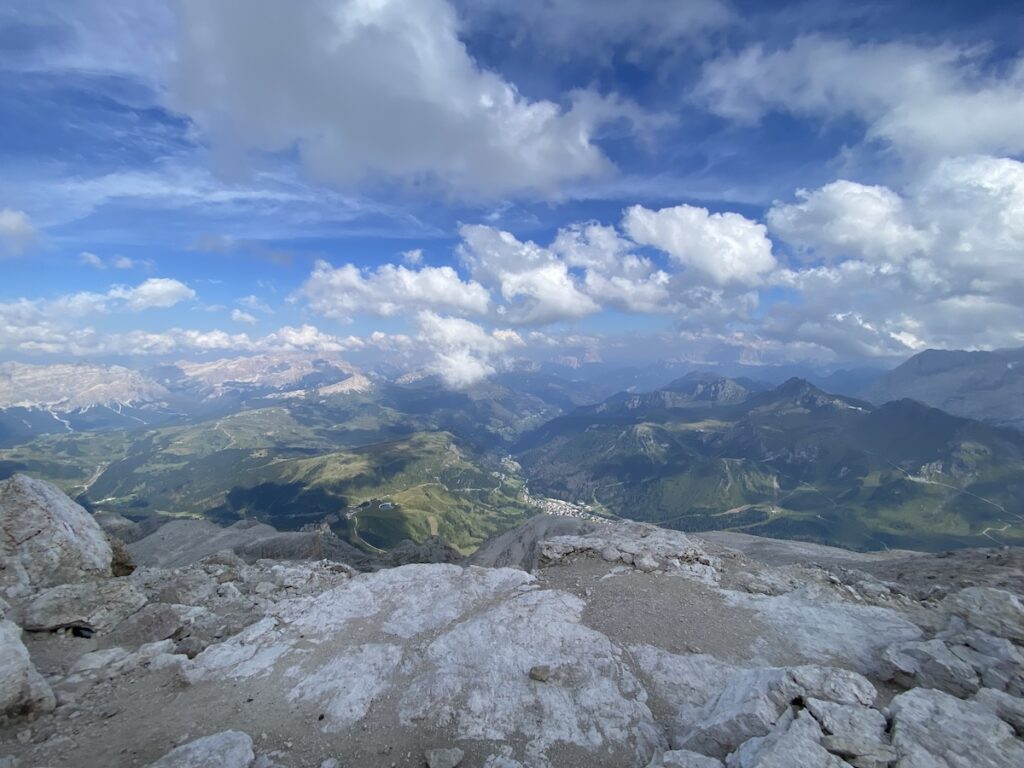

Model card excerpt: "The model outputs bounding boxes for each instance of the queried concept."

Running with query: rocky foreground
[2,474,1024,767]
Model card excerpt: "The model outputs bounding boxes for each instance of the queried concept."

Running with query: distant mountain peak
[753,377,870,413]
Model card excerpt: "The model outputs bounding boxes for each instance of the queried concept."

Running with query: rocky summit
[2,476,1024,767]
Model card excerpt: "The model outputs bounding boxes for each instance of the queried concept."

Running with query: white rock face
[22,579,148,633]
[0,474,112,594]
[945,587,1024,644]
[190,563,665,765]
[540,522,719,582]
[883,637,981,696]
[672,665,875,758]
[146,730,254,768]
[889,687,1024,767]
[725,708,846,768]
[0,618,55,717]
[0,361,168,410]
[1,507,1022,768]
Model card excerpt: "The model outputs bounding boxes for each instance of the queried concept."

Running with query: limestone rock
[882,638,980,697]
[973,687,1024,737]
[938,618,1024,695]
[146,730,254,768]
[889,687,1024,767]
[21,579,147,634]
[188,564,664,765]
[425,747,465,768]
[539,522,718,581]
[0,619,55,717]
[468,515,599,571]
[656,750,724,767]
[805,698,886,743]
[675,665,875,759]
[944,587,1024,643]
[804,698,894,767]
[725,708,847,768]
[101,603,185,649]
[0,474,112,594]
[108,535,136,577]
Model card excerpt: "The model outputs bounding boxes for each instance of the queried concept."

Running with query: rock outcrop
[0,497,1022,767]
[0,619,55,718]
[0,474,112,595]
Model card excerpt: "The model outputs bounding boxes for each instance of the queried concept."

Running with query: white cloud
[231,309,257,326]
[582,270,672,314]
[550,222,654,278]
[415,311,519,388]
[698,36,1024,159]
[238,295,274,314]
[168,0,641,197]
[298,260,490,322]
[763,156,1024,355]
[458,225,599,324]
[109,278,196,311]
[623,203,776,285]
[80,251,105,269]
[0,209,37,257]
[767,180,933,263]
[402,249,423,266]
[79,252,151,270]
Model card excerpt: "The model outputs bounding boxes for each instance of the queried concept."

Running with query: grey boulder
[0,474,112,594]
[146,730,254,768]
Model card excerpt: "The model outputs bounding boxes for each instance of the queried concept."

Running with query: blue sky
[1,0,1023,384]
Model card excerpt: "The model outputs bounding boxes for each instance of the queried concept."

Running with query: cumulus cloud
[238,295,273,314]
[415,311,522,388]
[109,278,196,311]
[697,36,1024,159]
[0,209,37,257]
[763,156,1024,354]
[767,180,933,263]
[0,277,199,357]
[231,309,257,326]
[623,203,776,285]
[80,251,105,269]
[298,260,490,322]
[168,0,642,197]
[458,225,600,324]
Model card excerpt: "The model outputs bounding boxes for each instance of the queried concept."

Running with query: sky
[1,0,1023,386]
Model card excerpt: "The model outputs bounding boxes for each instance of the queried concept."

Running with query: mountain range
[517,373,1024,551]
[3,347,1024,554]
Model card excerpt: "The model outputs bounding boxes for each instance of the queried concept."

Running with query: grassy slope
[0,401,536,552]
[517,391,1024,551]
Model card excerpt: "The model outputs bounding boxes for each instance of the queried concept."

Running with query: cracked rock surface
[2,479,1024,767]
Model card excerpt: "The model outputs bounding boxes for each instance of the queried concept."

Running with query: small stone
[425,747,464,768]
[635,554,659,572]
[529,665,551,682]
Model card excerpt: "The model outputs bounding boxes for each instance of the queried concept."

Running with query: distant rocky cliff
[2,474,1024,767]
